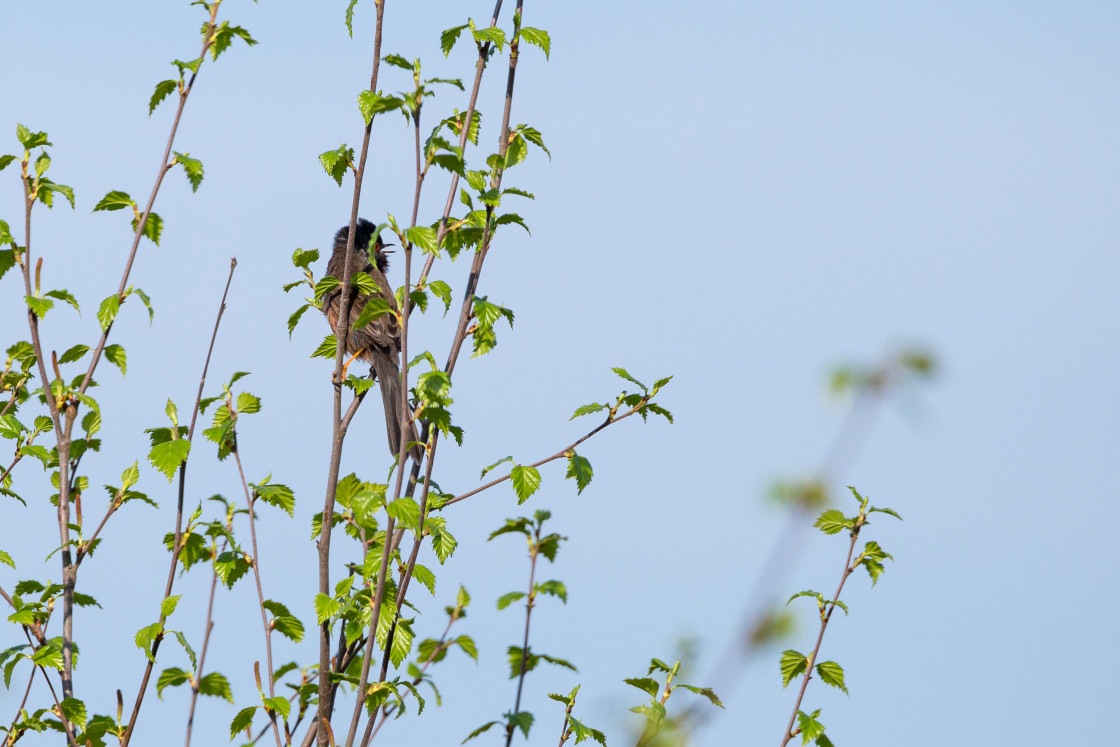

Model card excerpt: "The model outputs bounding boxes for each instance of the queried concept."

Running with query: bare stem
[234,447,284,747]
[120,256,237,747]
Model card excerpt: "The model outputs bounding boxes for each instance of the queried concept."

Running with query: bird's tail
[372,353,423,462]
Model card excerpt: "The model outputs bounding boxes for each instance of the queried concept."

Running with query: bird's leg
[332,349,365,384]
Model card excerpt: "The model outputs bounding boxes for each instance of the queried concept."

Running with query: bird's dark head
[333,218,393,273]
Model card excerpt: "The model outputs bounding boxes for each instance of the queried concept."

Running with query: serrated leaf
[92,190,135,212]
[199,671,234,702]
[97,294,121,331]
[519,27,551,59]
[156,667,191,698]
[815,661,848,695]
[148,439,190,483]
[149,80,177,115]
[510,465,540,504]
[160,595,181,619]
[314,593,340,624]
[813,509,850,535]
[496,591,525,610]
[565,453,592,494]
[229,706,256,739]
[624,677,659,698]
[128,211,163,245]
[102,344,127,375]
[462,720,500,743]
[571,402,606,420]
[779,650,807,688]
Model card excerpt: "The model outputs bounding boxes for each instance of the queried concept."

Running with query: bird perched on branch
[322,218,422,461]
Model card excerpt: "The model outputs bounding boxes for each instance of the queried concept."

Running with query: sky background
[1,1,1118,745]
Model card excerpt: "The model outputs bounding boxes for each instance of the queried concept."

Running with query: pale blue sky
[1,2,1117,745]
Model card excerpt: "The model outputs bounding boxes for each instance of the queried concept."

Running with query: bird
[322,218,422,461]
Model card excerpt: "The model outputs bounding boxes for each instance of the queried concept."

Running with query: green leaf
[779,650,807,688]
[92,190,135,212]
[311,334,338,360]
[58,697,87,730]
[58,344,90,365]
[440,24,468,57]
[815,661,848,695]
[160,595,181,619]
[352,297,392,331]
[571,402,607,420]
[149,80,177,115]
[510,465,541,504]
[404,226,438,253]
[263,695,291,720]
[813,509,850,535]
[462,720,500,743]
[17,124,51,149]
[253,480,294,516]
[428,280,452,314]
[796,710,826,745]
[172,151,204,192]
[156,667,191,698]
[319,144,354,187]
[677,683,724,708]
[135,622,164,661]
[148,439,190,483]
[236,392,261,414]
[344,0,360,35]
[128,210,162,245]
[213,551,250,589]
[37,178,76,209]
[314,593,341,624]
[0,550,13,569]
[292,247,319,270]
[357,91,404,124]
[102,344,127,375]
[496,591,525,610]
[24,295,53,318]
[0,248,14,283]
[565,453,592,494]
[624,677,659,698]
[569,716,607,746]
[199,671,234,702]
[412,564,436,595]
[229,706,256,740]
[472,25,506,51]
[612,366,647,392]
[385,497,421,533]
[507,711,533,740]
[97,294,121,331]
[535,579,567,603]
[519,27,551,59]
[172,630,197,670]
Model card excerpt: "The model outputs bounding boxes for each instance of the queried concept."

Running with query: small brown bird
[322,218,422,461]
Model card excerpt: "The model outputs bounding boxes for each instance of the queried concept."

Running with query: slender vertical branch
[505,520,540,747]
[318,1,387,741]
[183,536,226,747]
[779,518,862,747]
[234,449,284,747]
[120,257,237,747]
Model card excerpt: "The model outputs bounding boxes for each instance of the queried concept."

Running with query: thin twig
[183,535,226,747]
[445,408,636,508]
[120,256,237,747]
[504,516,540,747]
[235,447,284,747]
[317,0,388,740]
[779,517,863,747]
